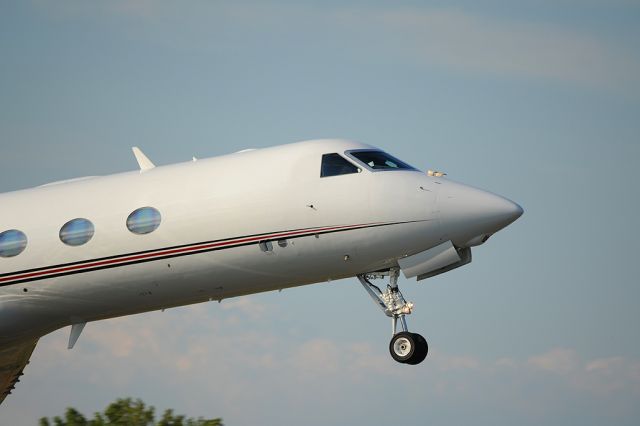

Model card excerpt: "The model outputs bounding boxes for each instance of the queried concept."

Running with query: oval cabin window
[0,229,28,258]
[127,207,162,235]
[60,218,95,246]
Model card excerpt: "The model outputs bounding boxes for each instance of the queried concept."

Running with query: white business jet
[0,139,522,403]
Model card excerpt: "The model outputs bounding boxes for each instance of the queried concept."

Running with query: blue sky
[0,1,639,425]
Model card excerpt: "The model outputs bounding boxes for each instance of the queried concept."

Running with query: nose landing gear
[357,267,428,365]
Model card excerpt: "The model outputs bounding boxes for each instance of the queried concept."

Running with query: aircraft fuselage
[0,139,522,390]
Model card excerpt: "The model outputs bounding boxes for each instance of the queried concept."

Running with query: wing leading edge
[0,338,38,405]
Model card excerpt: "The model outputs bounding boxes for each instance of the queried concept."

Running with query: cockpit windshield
[320,153,361,177]
[348,150,416,171]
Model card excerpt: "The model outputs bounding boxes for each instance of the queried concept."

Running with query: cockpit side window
[349,150,416,171]
[320,153,360,178]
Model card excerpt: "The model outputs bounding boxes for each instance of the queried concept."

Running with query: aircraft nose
[438,180,523,247]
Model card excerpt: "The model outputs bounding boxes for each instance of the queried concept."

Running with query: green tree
[38,407,89,426]
[39,398,222,426]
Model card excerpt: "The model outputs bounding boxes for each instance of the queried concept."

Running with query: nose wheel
[357,268,429,365]
[390,332,428,364]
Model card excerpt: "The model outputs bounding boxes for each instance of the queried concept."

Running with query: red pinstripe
[0,223,380,285]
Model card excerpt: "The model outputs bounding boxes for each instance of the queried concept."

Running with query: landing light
[427,170,447,177]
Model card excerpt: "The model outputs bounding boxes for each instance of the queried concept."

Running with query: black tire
[389,331,417,363]
[405,333,428,365]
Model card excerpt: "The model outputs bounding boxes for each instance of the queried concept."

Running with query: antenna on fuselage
[132,147,156,171]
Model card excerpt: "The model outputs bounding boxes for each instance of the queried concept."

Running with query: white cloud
[336,7,640,92]
[220,297,268,321]
[3,299,640,425]
[528,347,580,374]
[31,1,640,94]
[435,354,482,371]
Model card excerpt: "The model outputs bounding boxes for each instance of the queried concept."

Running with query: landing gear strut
[357,267,428,365]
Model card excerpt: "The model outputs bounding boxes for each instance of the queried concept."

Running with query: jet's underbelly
[0,214,441,341]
